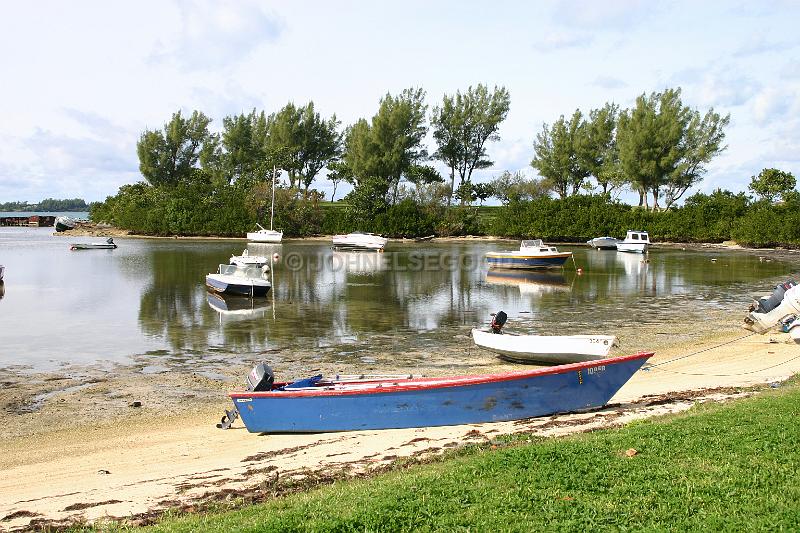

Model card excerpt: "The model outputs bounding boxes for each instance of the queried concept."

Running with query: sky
[1,0,798,204]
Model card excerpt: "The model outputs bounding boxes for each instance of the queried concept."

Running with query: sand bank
[1,328,799,530]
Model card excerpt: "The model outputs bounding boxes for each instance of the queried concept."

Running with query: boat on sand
[219,352,652,433]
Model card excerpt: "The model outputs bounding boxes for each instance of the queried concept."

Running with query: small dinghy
[218,352,652,433]
[471,311,618,364]
[70,238,117,250]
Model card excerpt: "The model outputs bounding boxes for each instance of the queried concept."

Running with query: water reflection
[2,227,797,369]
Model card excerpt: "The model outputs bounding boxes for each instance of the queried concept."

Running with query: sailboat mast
[270,166,276,231]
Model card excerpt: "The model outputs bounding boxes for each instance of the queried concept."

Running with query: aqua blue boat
[486,240,572,269]
[225,352,652,433]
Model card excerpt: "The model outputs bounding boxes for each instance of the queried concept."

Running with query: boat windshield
[520,239,544,249]
[218,264,265,278]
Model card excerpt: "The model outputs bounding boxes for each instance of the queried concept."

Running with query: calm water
[0,226,796,371]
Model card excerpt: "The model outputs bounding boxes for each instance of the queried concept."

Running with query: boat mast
[270,166,276,231]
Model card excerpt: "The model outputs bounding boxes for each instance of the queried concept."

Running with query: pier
[0,215,56,227]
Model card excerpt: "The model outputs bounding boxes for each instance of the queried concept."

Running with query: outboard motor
[218,362,274,429]
[744,281,800,334]
[750,280,797,314]
[247,362,275,392]
[490,311,508,334]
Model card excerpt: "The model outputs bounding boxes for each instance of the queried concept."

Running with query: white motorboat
[206,264,271,297]
[332,232,388,251]
[486,240,572,269]
[70,238,117,250]
[230,249,270,268]
[55,216,78,232]
[587,236,620,250]
[471,328,617,365]
[247,224,283,243]
[247,167,283,243]
[615,230,650,253]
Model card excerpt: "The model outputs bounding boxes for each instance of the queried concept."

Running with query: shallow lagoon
[0,226,795,372]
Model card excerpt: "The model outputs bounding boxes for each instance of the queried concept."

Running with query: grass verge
[114,380,800,531]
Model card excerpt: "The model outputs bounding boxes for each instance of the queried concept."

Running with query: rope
[644,332,758,369]
[645,354,800,377]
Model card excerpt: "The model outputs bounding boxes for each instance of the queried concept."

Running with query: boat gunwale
[229,352,652,399]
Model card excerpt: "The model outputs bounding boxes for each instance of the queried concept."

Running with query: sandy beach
[1,326,799,531]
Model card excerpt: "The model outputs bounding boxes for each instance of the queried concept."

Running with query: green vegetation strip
[137,383,799,531]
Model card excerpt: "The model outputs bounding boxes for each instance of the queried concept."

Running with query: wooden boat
[70,238,117,250]
[471,328,617,364]
[587,236,620,250]
[486,240,572,269]
[205,264,271,297]
[616,230,650,253]
[223,352,652,433]
[332,232,388,251]
[229,249,269,268]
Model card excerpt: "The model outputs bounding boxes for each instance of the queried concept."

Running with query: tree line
[1,198,88,212]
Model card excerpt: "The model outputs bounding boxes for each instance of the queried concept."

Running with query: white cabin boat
[205,264,271,297]
[229,249,269,268]
[615,230,650,254]
[587,236,620,250]
[332,232,388,251]
[247,224,283,243]
[471,328,617,365]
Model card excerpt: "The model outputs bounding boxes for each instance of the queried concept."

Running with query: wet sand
[1,328,799,531]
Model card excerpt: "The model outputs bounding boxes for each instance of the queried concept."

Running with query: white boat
[471,328,618,365]
[615,230,650,254]
[230,249,269,268]
[486,240,572,269]
[205,264,271,297]
[332,232,388,251]
[247,224,283,243]
[247,167,283,243]
[69,238,117,250]
[587,236,620,250]
[55,216,78,232]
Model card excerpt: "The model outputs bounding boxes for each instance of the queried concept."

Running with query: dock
[0,215,56,227]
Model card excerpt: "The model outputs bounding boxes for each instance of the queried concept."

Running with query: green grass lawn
[128,380,799,532]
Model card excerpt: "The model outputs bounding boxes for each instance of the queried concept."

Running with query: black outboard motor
[490,311,508,334]
[218,362,274,429]
[247,362,275,392]
[751,280,797,314]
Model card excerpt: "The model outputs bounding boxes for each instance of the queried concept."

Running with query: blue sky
[1,0,798,204]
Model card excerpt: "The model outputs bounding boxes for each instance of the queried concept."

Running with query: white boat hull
[587,237,619,250]
[471,329,617,364]
[247,230,283,243]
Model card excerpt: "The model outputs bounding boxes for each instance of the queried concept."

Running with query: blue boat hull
[231,353,651,433]
[486,256,569,269]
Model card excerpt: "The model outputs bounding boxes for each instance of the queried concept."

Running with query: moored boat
[205,264,271,297]
[616,230,650,253]
[221,352,652,433]
[229,249,270,268]
[486,240,572,269]
[332,232,388,251]
[69,238,117,250]
[247,224,283,243]
[587,236,620,250]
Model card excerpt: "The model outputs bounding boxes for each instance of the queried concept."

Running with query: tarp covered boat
[222,352,652,433]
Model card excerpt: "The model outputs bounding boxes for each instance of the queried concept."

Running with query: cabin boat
[221,352,653,433]
[486,240,572,269]
[471,328,617,364]
[69,238,117,250]
[616,231,650,253]
[247,224,283,243]
[229,249,269,268]
[205,264,271,297]
[587,236,620,250]
[332,232,388,251]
